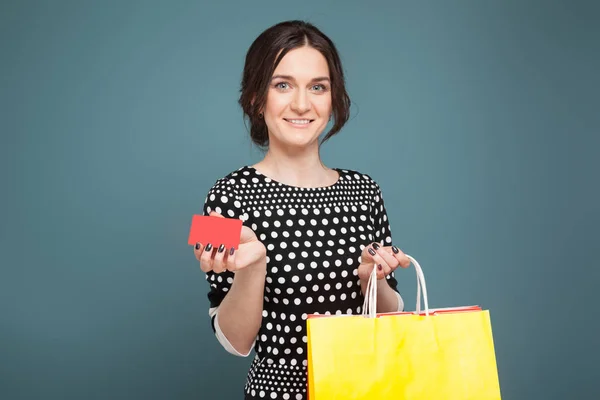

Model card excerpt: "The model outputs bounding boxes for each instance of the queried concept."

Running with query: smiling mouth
[283,118,314,125]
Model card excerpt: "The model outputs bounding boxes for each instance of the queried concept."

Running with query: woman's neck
[252,142,337,188]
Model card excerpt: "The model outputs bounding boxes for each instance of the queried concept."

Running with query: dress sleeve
[201,178,255,355]
[372,182,404,312]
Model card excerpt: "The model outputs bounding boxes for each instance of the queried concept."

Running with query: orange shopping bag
[306,255,502,399]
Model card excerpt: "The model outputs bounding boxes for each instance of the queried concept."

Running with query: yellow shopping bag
[306,256,502,399]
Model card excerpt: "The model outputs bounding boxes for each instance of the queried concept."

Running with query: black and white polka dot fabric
[202,166,402,400]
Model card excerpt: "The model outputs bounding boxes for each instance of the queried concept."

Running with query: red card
[188,215,243,249]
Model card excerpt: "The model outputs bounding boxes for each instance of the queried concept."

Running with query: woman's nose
[291,90,311,113]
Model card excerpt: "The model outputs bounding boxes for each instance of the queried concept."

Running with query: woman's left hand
[357,242,411,282]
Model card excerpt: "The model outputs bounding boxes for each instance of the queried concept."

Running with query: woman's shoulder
[335,167,383,191]
[205,165,254,192]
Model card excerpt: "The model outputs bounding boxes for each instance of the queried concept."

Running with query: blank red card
[188,215,243,249]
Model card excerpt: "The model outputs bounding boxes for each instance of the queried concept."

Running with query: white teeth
[287,119,311,124]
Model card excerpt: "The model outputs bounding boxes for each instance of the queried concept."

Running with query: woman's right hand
[193,211,266,274]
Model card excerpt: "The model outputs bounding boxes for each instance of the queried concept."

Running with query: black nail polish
[368,248,376,256]
[373,243,380,250]
[195,242,201,250]
[392,246,399,254]
[218,244,225,253]
[377,264,383,271]
[230,247,235,256]
[204,243,212,252]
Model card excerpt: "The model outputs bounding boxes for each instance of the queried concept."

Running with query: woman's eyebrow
[271,75,331,83]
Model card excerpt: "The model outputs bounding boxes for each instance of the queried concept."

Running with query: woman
[193,20,411,400]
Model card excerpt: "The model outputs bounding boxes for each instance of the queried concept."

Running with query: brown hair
[239,20,351,149]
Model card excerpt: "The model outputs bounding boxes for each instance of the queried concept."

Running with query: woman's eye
[275,82,290,90]
[312,84,327,91]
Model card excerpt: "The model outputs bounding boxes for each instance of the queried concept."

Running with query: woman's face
[263,46,332,150]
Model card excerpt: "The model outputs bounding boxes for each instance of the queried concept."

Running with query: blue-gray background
[1,0,598,399]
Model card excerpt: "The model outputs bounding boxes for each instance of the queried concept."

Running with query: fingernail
[377,264,383,271]
[218,244,225,253]
[368,248,376,256]
[373,243,380,250]
[195,242,201,250]
[392,246,399,254]
[204,243,212,252]
[230,247,235,256]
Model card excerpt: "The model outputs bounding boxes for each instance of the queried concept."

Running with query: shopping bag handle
[362,254,430,317]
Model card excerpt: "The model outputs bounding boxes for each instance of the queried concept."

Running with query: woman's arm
[213,260,267,355]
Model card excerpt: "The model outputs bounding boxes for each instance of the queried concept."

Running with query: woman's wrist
[234,257,267,280]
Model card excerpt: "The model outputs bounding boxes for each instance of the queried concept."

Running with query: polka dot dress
[202,166,399,400]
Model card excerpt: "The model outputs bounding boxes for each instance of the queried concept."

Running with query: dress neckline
[244,165,343,190]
